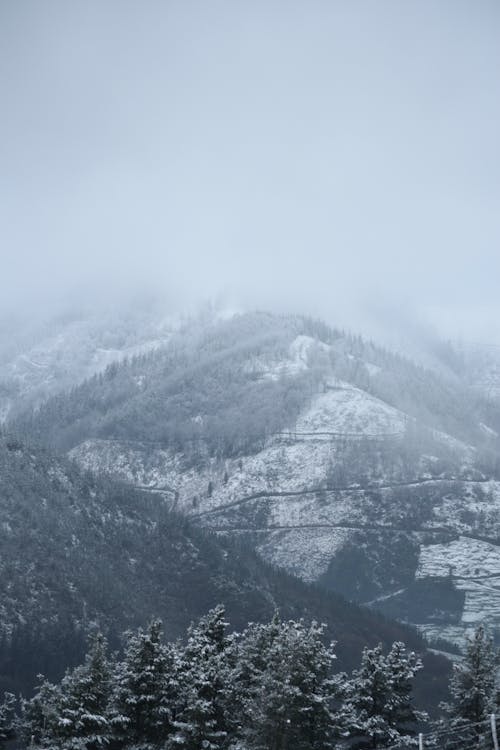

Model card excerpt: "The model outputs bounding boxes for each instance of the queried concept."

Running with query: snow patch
[480,422,499,439]
[245,335,330,381]
[257,527,352,582]
[417,536,500,641]
[296,387,407,436]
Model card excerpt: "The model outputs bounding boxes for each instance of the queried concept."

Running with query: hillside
[10,311,500,651]
[0,432,450,704]
[0,302,183,422]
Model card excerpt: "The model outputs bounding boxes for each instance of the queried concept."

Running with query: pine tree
[0,692,16,747]
[20,632,112,750]
[54,631,112,750]
[233,614,337,750]
[385,641,426,733]
[440,625,499,746]
[338,641,424,749]
[167,606,231,750]
[111,619,179,750]
[19,677,63,748]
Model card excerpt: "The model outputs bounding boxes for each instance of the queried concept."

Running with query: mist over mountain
[3,307,500,656]
[1,1,499,342]
[1,2,499,740]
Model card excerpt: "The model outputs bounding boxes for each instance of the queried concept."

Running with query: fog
[1,1,499,343]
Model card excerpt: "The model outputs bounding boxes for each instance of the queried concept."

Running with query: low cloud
[1,1,499,342]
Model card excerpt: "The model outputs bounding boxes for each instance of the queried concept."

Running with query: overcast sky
[1,1,499,341]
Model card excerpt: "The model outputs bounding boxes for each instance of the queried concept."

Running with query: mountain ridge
[6,309,500,650]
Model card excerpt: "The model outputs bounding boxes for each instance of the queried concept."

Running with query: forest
[0,609,497,750]
[11,312,500,466]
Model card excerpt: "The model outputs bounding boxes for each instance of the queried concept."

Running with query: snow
[480,422,499,439]
[417,536,500,641]
[64,327,500,650]
[296,387,407,436]
[257,527,351,582]
[244,335,330,381]
[365,362,382,377]
[19,355,49,369]
[429,428,475,458]
[0,311,179,421]
[417,536,500,580]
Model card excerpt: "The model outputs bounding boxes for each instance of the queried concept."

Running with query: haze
[1,1,499,343]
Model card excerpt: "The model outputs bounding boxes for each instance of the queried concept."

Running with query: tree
[338,641,425,749]
[20,632,112,750]
[233,614,337,750]
[54,631,112,750]
[111,620,179,750]
[19,677,62,748]
[167,606,231,750]
[0,692,16,747]
[440,625,499,745]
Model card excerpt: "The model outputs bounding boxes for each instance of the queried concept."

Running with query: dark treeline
[1,607,426,750]
[1,613,497,750]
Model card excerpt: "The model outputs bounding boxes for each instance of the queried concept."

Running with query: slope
[10,311,500,649]
[0,432,450,706]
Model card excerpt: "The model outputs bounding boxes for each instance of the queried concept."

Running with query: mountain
[10,310,500,653]
[0,301,185,422]
[0,432,449,707]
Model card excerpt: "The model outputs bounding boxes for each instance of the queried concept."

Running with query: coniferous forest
[1,610,499,750]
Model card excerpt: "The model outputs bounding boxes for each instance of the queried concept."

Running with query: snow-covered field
[417,536,500,643]
[257,527,352,582]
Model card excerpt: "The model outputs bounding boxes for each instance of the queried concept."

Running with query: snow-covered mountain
[0,302,189,422]
[4,431,444,698]
[9,310,500,652]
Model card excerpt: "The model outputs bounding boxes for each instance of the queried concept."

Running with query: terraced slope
[2,432,451,700]
[12,312,500,650]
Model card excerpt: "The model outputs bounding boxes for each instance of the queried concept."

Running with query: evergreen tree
[385,641,426,733]
[338,641,424,749]
[54,631,112,750]
[440,625,499,746]
[111,620,179,750]
[0,692,16,747]
[167,606,231,750]
[233,614,337,750]
[20,633,112,750]
[19,677,63,748]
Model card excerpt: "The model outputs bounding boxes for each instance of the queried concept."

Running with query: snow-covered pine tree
[19,677,63,748]
[166,605,231,750]
[233,614,337,750]
[52,631,112,750]
[385,641,426,733]
[440,625,499,747]
[0,692,16,747]
[338,641,424,749]
[110,619,179,750]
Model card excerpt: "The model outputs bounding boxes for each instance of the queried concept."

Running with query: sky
[1,1,499,342]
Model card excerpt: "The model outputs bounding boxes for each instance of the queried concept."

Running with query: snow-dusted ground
[417,536,500,643]
[244,335,330,381]
[429,481,500,536]
[0,314,178,421]
[256,527,352,582]
[296,386,407,436]
[72,438,337,512]
[66,331,498,651]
